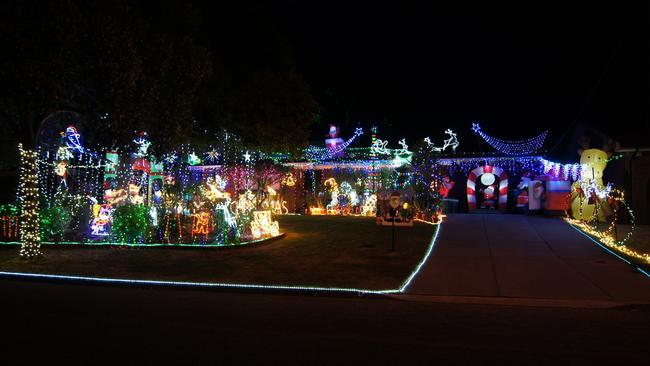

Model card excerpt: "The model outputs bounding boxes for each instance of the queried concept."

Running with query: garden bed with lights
[0,215,437,291]
[0,232,286,250]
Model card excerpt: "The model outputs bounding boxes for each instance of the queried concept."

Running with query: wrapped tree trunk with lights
[17,145,41,258]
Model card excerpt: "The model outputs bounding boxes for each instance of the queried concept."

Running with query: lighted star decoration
[471,122,481,133]
[243,151,251,163]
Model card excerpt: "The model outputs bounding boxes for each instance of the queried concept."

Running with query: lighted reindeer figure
[570,137,615,222]
[424,129,459,152]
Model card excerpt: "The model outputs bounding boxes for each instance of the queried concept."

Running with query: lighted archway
[467,165,508,212]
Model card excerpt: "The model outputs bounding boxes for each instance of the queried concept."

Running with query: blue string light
[472,122,548,155]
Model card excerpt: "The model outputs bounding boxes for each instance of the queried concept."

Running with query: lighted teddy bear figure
[570,137,614,222]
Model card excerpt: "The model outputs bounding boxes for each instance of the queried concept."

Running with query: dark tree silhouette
[0,0,212,257]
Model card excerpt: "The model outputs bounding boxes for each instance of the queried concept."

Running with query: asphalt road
[2,278,650,365]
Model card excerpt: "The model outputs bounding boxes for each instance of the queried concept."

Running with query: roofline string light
[472,122,548,155]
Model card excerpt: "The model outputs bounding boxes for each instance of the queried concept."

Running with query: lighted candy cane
[466,165,508,212]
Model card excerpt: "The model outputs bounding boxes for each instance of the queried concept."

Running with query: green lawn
[0,215,436,290]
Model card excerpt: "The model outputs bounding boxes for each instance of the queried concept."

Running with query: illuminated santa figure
[325,125,344,157]
[481,184,497,209]
[516,172,532,208]
[439,175,454,198]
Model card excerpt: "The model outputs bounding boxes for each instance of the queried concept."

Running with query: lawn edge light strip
[568,223,650,279]
[636,267,650,279]
[398,222,441,292]
[0,223,442,295]
[0,270,401,295]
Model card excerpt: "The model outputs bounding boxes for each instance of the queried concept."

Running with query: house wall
[627,154,650,225]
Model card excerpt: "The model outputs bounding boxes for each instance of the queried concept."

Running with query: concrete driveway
[407,214,650,304]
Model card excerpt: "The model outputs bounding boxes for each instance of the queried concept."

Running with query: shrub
[40,206,72,242]
[112,204,149,244]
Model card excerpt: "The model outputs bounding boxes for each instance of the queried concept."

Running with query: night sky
[0,2,645,156]
[200,2,648,152]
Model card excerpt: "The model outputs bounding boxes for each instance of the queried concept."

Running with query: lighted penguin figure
[570,137,615,222]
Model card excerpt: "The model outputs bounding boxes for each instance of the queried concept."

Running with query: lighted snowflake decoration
[164,153,178,164]
[206,149,220,162]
